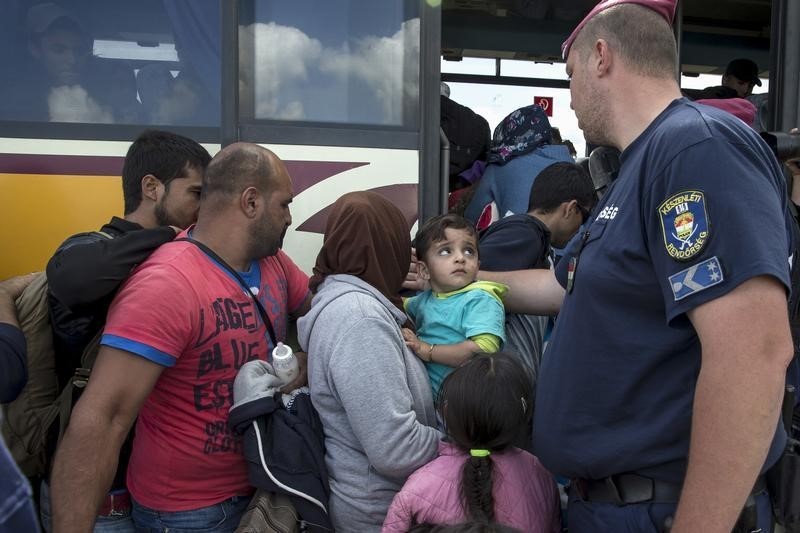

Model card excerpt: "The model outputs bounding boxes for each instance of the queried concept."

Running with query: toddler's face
[421,227,479,293]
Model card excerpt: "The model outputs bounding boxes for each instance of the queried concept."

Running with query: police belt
[572,473,767,505]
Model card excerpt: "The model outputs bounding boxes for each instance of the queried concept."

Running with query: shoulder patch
[658,190,710,261]
[669,256,724,301]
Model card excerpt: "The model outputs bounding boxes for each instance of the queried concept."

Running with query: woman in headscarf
[464,104,575,228]
[297,191,441,532]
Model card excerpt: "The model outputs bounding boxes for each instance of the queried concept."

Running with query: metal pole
[777,0,800,131]
[673,0,683,83]
[419,0,443,224]
[220,1,239,147]
[767,0,800,132]
[440,128,450,213]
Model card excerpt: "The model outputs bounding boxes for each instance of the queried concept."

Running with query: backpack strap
[175,238,277,347]
[51,232,116,456]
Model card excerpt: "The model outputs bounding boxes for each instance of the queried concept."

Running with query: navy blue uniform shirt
[533,98,792,484]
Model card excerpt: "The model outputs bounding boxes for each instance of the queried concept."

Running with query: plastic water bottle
[272,342,299,385]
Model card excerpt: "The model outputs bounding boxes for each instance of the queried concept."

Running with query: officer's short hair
[528,162,596,214]
[571,4,677,80]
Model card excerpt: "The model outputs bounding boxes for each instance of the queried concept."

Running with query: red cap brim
[562,0,677,59]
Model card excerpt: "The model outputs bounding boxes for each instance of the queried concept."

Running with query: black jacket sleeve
[0,323,27,403]
[46,227,176,309]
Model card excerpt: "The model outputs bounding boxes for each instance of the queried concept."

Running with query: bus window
[501,59,570,81]
[446,80,585,157]
[0,0,220,128]
[441,57,496,76]
[238,0,419,129]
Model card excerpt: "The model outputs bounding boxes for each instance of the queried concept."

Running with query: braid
[460,455,495,523]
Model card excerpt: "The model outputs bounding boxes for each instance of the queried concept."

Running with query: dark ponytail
[461,454,495,522]
[438,352,533,525]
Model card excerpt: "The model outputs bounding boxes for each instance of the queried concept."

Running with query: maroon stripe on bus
[0,153,125,176]
[0,154,368,195]
[296,183,418,235]
[285,161,369,196]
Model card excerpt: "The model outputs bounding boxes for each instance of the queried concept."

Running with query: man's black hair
[528,162,596,214]
[122,130,211,214]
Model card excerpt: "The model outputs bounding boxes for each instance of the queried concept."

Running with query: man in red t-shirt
[50,143,312,532]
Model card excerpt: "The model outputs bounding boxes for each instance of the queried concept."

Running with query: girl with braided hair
[382,353,561,532]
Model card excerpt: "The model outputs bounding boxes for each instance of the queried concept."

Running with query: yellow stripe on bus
[0,173,122,279]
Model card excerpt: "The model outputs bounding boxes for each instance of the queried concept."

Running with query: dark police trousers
[567,479,773,533]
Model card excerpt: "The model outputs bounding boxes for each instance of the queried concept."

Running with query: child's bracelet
[427,343,436,362]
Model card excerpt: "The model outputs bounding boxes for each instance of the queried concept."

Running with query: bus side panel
[0,173,122,279]
[264,145,420,274]
[0,144,419,279]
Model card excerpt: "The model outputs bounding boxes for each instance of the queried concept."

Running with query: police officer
[475,0,794,531]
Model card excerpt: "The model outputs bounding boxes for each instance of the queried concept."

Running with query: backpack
[236,490,302,533]
[441,95,490,177]
[1,233,111,478]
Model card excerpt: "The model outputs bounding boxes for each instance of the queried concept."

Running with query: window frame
[0,121,220,143]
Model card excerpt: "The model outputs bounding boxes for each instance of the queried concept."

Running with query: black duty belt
[572,473,767,505]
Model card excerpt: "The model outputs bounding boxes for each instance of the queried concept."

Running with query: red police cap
[562,0,677,60]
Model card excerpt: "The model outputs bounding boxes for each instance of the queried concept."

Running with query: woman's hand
[0,272,38,301]
[402,248,429,292]
[280,350,308,393]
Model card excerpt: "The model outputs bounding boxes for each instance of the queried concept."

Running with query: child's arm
[401,328,500,367]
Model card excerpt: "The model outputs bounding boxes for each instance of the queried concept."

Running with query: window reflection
[239,0,419,128]
[0,1,220,128]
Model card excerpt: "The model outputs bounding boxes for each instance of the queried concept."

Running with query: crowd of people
[2,0,800,532]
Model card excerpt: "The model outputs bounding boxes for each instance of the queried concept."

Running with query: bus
[0,0,797,279]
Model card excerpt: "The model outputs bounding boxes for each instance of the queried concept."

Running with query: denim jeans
[39,481,136,533]
[0,436,38,533]
[131,495,250,533]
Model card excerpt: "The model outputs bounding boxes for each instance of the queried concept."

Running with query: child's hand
[402,327,423,356]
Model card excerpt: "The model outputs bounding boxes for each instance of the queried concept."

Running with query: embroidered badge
[658,190,710,261]
[669,256,724,300]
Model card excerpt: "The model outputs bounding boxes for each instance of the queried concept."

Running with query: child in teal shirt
[403,214,506,400]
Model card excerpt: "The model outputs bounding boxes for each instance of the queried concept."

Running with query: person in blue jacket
[460,0,794,531]
[464,104,574,225]
[0,274,37,402]
[0,272,40,533]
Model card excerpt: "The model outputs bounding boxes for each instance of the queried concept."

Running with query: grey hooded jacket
[298,275,441,532]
